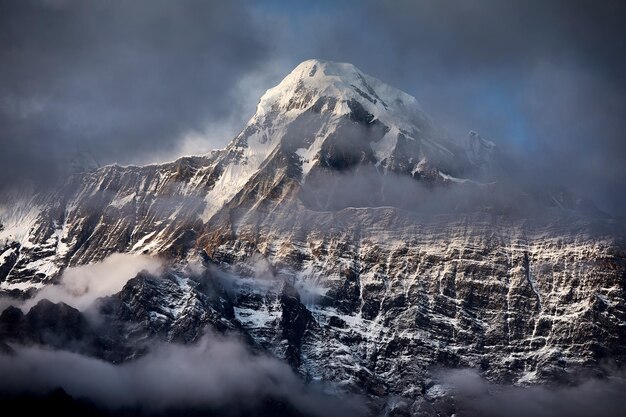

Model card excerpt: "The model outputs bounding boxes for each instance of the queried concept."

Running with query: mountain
[1,59,625,415]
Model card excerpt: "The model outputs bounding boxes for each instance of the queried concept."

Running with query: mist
[0,332,365,417]
[1,1,624,214]
[21,254,163,312]
[440,368,626,417]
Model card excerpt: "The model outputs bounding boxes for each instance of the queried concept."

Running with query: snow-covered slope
[254,59,450,173]
[203,59,474,217]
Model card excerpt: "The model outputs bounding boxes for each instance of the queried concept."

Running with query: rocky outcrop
[98,270,237,347]
[0,270,240,362]
[279,281,317,368]
[0,300,105,356]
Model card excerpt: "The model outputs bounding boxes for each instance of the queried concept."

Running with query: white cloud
[21,253,163,312]
[440,368,626,417]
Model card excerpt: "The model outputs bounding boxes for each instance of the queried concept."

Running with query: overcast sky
[1,0,624,213]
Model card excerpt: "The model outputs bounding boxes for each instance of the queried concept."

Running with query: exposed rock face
[0,59,624,413]
[98,270,237,347]
[279,281,317,368]
[0,271,239,362]
[212,208,625,397]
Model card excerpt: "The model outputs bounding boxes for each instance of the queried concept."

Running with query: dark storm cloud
[2,0,624,213]
[277,0,625,213]
[0,0,275,189]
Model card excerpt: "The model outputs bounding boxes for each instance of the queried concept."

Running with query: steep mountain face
[1,59,625,415]
[0,59,489,292]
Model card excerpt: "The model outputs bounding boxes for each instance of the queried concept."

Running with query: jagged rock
[0,306,25,342]
[0,270,240,362]
[0,300,105,355]
[280,281,316,368]
[98,270,238,351]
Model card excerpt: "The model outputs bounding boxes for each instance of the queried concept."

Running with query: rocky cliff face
[1,59,624,415]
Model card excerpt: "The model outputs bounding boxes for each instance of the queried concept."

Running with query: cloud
[21,253,163,311]
[0,333,365,417]
[0,0,279,189]
[0,298,16,315]
[2,0,624,214]
[440,368,626,417]
[263,0,626,214]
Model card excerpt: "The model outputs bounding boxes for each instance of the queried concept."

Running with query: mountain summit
[202,59,490,218]
[257,59,427,129]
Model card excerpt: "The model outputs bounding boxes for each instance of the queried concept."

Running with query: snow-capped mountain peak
[201,60,466,219]
[256,59,421,123]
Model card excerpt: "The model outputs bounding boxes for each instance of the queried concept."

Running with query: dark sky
[1,0,624,214]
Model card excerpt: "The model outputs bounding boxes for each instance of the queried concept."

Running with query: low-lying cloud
[298,163,603,221]
[440,368,626,417]
[22,253,162,311]
[0,254,365,416]
[0,332,365,417]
